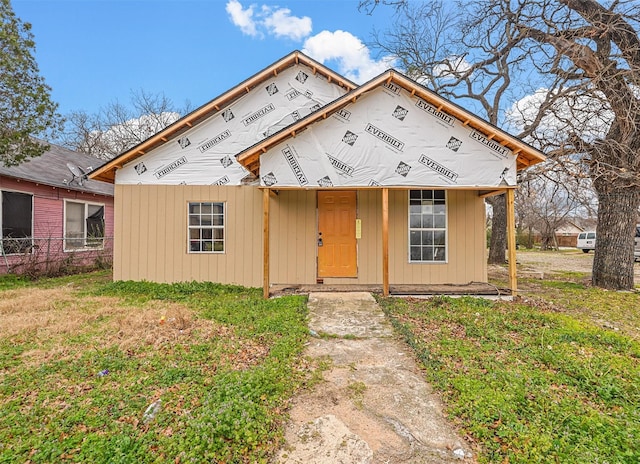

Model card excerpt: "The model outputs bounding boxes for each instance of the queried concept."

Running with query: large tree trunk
[487,194,507,264]
[592,187,640,290]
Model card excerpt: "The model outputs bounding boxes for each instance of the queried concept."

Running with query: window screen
[2,191,33,254]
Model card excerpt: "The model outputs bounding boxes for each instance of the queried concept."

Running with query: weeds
[379,295,640,463]
[0,274,310,463]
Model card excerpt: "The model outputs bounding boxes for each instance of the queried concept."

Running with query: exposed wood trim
[478,189,505,199]
[89,51,359,183]
[506,188,517,297]
[382,188,389,297]
[263,188,270,299]
[253,185,519,192]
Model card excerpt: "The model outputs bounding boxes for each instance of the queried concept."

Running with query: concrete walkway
[274,292,475,464]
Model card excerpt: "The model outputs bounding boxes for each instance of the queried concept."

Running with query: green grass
[378,294,640,463]
[522,279,640,339]
[0,273,311,463]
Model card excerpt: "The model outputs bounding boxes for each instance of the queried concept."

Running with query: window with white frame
[64,201,105,250]
[1,190,33,254]
[409,190,447,262]
[188,202,225,253]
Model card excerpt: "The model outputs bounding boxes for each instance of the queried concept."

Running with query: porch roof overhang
[237,70,546,179]
[88,51,357,184]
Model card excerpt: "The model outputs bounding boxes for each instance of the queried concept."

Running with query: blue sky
[13,0,397,116]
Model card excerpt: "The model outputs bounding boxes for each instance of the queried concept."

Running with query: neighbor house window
[64,201,105,250]
[188,202,224,253]
[1,190,33,254]
[409,190,447,262]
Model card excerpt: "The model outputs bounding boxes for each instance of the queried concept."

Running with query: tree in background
[60,90,191,160]
[0,0,61,166]
[516,167,595,250]
[362,0,537,264]
[362,0,639,290]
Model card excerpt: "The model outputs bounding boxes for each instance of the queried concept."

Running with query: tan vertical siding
[389,189,487,284]
[114,185,263,286]
[269,190,316,284]
[114,186,486,287]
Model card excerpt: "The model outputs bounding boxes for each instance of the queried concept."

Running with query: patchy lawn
[378,269,640,463]
[0,272,311,463]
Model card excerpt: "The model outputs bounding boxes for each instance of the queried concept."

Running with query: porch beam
[479,189,508,199]
[506,188,517,296]
[263,188,270,299]
[382,188,389,297]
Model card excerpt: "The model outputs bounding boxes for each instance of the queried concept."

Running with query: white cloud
[506,87,613,144]
[263,7,312,41]
[226,1,311,41]
[432,56,472,80]
[226,0,258,37]
[225,2,395,83]
[303,30,396,84]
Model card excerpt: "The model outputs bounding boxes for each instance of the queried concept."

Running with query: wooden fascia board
[258,185,518,191]
[89,51,356,184]
[237,72,390,170]
[237,70,545,175]
[389,73,546,169]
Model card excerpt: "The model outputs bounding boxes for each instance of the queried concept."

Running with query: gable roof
[236,70,546,177]
[0,142,114,196]
[89,50,356,183]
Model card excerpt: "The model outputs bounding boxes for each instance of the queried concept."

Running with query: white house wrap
[259,85,517,188]
[115,65,349,185]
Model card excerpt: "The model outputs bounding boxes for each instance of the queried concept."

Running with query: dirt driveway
[510,249,640,282]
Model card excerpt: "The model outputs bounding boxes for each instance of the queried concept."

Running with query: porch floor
[269,281,510,298]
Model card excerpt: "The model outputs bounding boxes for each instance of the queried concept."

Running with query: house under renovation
[90,51,545,297]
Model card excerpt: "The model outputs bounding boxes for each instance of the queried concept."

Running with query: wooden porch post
[263,188,270,299]
[506,188,517,296]
[382,188,389,296]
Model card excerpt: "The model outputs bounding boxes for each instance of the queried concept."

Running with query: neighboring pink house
[0,143,114,275]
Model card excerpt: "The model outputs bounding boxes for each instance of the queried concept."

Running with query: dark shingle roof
[0,143,114,196]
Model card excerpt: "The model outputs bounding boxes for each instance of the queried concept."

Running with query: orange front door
[317,190,357,278]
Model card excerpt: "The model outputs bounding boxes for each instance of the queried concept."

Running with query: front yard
[0,272,311,463]
[379,250,640,463]
[1,250,638,463]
